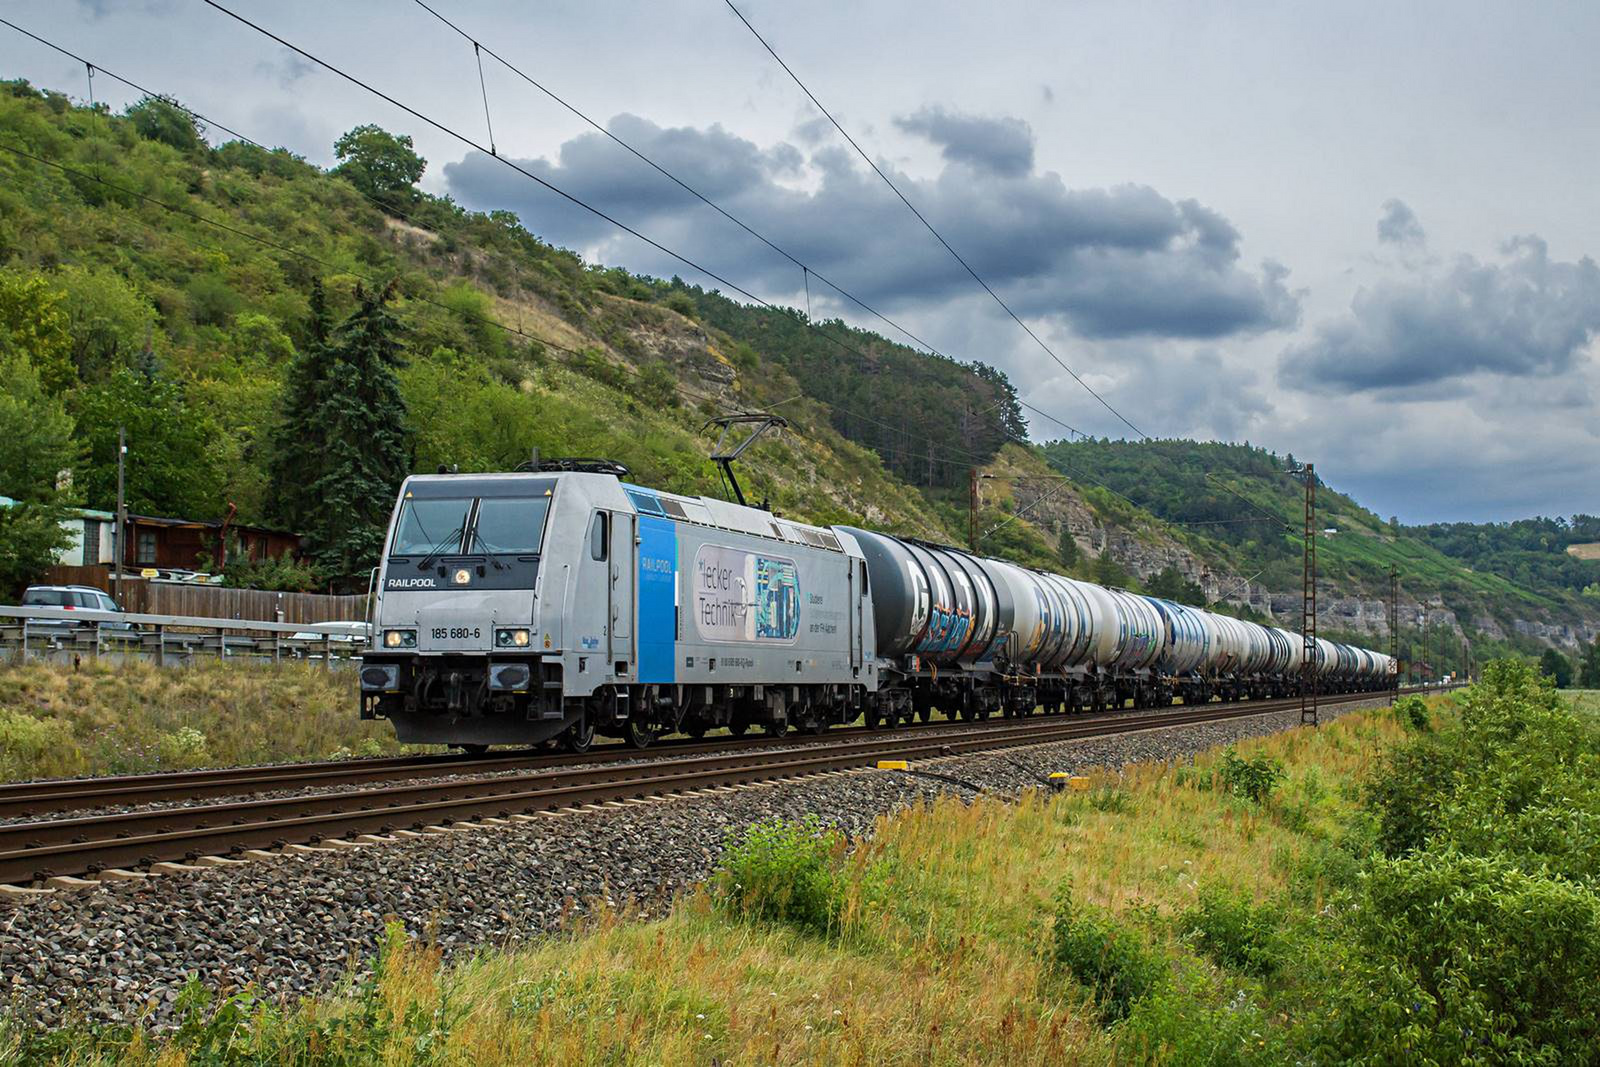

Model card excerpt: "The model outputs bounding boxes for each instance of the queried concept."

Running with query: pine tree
[267,279,335,531]
[276,281,409,590]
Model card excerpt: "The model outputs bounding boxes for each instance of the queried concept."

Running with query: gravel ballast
[0,697,1390,1028]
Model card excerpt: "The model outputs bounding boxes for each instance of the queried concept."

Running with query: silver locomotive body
[361,471,874,747]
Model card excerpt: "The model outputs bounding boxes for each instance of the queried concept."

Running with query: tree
[332,124,425,209]
[71,367,225,518]
[0,354,77,594]
[1581,637,1600,689]
[1057,527,1080,571]
[0,269,75,394]
[1146,563,1205,606]
[125,95,205,153]
[1539,647,1574,689]
[292,281,410,589]
[267,281,336,531]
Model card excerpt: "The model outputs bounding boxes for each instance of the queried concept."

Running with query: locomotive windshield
[389,496,550,557]
[465,497,548,555]
[391,498,472,556]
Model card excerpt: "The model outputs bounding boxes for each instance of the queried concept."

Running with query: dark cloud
[443,113,1300,342]
[1280,236,1600,393]
[1377,198,1425,246]
[893,106,1034,177]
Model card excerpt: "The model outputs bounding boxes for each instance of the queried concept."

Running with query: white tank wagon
[361,463,1399,752]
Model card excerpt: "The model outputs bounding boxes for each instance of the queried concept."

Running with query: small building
[47,506,303,581]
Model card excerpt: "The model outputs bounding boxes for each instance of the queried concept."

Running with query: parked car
[20,585,137,632]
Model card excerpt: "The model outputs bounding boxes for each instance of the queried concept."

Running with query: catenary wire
[5,17,1291,545]
[720,0,1147,442]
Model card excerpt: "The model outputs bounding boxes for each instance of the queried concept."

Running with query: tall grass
[23,691,1538,1063]
[0,659,404,781]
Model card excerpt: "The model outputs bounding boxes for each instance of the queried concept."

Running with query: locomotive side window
[590,512,609,561]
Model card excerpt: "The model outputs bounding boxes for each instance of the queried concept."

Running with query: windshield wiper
[416,526,465,571]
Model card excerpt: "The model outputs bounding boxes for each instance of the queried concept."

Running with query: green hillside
[0,75,1592,669]
[0,80,1039,591]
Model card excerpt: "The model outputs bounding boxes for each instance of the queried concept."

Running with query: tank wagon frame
[359,467,1395,751]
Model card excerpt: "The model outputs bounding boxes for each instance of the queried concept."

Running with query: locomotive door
[849,559,864,674]
[609,511,635,673]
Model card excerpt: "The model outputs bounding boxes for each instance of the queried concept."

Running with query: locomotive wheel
[765,719,789,738]
[727,720,748,738]
[456,743,489,757]
[685,724,707,740]
[565,716,595,754]
[918,705,932,723]
[864,707,882,730]
[625,718,655,749]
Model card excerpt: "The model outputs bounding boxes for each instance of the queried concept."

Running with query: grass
[9,692,1456,1064]
[0,658,403,781]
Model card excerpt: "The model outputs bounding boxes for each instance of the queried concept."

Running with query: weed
[1179,886,1288,979]
[713,816,843,937]
[1049,879,1165,1024]
[1215,747,1285,804]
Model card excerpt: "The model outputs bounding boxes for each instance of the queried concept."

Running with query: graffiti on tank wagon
[693,544,801,644]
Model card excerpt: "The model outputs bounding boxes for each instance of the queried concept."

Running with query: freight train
[359,464,1396,751]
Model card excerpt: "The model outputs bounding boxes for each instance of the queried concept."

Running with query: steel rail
[0,689,1417,884]
[0,688,1409,817]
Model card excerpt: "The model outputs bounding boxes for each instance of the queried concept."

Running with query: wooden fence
[39,567,368,624]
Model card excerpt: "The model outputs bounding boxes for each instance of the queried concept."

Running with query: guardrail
[0,606,368,669]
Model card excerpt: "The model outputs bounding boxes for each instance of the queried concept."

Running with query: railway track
[0,686,1425,819]
[0,688,1422,886]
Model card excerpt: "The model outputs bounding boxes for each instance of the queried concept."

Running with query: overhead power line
[6,14,1284,550]
[720,0,1147,442]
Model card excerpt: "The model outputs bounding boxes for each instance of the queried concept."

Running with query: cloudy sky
[5,0,1598,523]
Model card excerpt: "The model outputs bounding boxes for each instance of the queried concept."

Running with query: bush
[1180,887,1288,979]
[1049,880,1165,1024]
[0,708,80,779]
[1118,967,1289,1065]
[713,816,843,937]
[1215,748,1285,803]
[1319,850,1600,1064]
[662,291,697,319]
[1392,694,1430,731]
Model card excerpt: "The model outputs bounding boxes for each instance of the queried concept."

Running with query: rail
[0,687,1434,884]
[0,605,368,668]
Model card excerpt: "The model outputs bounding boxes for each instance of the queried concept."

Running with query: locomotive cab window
[466,497,549,555]
[391,498,471,557]
[590,512,609,561]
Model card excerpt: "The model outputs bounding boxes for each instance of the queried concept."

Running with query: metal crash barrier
[0,605,368,669]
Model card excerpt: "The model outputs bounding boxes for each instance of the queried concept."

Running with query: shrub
[1215,748,1284,804]
[0,708,80,779]
[1049,880,1165,1024]
[713,816,843,937]
[662,291,697,319]
[1118,966,1288,1065]
[1392,694,1430,731]
[1319,850,1600,1064]
[1180,887,1288,979]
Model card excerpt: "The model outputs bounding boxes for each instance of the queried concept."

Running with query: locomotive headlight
[495,627,531,648]
[383,628,417,649]
[452,568,472,586]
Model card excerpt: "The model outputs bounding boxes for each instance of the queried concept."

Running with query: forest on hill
[0,81,1028,591]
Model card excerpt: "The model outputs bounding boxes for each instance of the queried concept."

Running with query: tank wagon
[359,465,1396,751]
